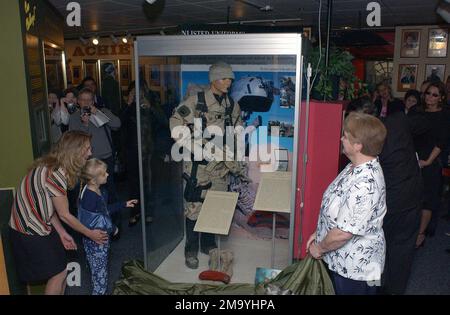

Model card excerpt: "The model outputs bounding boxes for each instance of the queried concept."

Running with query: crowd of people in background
[308,75,450,295]
[46,63,162,232]
[31,65,450,295]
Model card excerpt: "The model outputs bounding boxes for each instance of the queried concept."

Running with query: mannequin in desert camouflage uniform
[170,62,244,269]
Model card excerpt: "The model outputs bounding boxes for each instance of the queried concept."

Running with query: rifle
[182,159,212,202]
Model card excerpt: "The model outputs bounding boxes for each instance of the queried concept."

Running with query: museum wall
[0,0,34,188]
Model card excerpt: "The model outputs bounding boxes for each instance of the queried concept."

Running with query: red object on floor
[247,211,289,228]
[199,270,230,284]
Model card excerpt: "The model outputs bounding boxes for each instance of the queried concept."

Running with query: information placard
[253,172,292,213]
[194,191,239,235]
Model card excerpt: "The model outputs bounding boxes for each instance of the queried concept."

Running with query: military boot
[208,248,219,271]
[220,250,234,277]
[185,252,199,269]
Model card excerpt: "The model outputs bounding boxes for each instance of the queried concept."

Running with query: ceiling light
[79,36,88,45]
[110,34,118,44]
[260,5,273,12]
[146,0,157,3]
[92,36,99,45]
[122,33,133,44]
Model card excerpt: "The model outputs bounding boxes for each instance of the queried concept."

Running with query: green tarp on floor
[113,256,335,295]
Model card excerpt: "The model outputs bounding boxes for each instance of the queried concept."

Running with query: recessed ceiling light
[122,32,132,43]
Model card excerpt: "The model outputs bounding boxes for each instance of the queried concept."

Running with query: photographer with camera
[69,88,122,239]
[48,90,69,144]
[61,88,79,116]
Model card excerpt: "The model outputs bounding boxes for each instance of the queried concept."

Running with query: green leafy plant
[306,47,368,100]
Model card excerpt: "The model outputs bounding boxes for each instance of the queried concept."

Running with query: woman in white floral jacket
[307,112,387,295]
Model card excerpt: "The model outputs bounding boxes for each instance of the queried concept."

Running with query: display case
[134,34,303,273]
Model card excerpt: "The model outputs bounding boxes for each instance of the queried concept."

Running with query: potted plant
[306,46,368,101]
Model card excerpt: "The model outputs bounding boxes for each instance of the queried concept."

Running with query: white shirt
[316,158,387,281]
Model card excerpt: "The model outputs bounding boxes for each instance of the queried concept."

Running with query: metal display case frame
[134,34,303,270]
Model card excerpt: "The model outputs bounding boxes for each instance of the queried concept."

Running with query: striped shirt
[9,166,67,236]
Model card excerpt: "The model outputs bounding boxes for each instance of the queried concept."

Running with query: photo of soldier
[279,76,296,108]
[268,121,295,137]
[177,62,296,242]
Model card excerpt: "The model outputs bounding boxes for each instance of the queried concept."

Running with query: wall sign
[24,0,37,32]
[71,44,132,57]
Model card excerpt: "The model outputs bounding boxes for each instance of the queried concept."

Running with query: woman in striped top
[9,131,109,295]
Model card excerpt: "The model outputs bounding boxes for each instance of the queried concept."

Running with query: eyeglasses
[425,91,440,97]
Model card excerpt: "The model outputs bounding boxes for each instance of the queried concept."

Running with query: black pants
[101,155,120,229]
[381,207,421,294]
[422,162,442,235]
[329,270,377,295]
[185,218,216,256]
[126,146,141,218]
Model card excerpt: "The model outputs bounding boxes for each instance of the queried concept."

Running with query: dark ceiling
[48,0,444,38]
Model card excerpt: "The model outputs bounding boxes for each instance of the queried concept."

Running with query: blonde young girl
[79,158,138,295]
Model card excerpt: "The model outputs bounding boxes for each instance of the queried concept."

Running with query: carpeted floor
[405,207,450,295]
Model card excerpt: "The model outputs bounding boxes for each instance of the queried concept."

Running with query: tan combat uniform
[170,88,243,220]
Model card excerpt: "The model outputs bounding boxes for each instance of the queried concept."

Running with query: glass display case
[134,34,302,274]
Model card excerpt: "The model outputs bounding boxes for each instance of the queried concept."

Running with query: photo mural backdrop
[178,56,297,238]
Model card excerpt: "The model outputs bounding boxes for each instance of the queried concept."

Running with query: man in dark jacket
[101,63,121,116]
[347,96,430,294]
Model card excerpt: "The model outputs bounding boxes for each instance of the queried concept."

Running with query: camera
[81,107,91,115]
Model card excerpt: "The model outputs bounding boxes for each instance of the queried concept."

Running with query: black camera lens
[82,107,91,115]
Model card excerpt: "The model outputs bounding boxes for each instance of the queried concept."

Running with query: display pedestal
[253,172,292,269]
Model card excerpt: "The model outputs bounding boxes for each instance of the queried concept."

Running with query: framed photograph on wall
[425,64,446,82]
[120,64,130,87]
[150,65,161,86]
[397,64,418,92]
[82,60,100,85]
[428,28,448,57]
[400,30,420,58]
[72,65,81,85]
[302,27,312,40]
